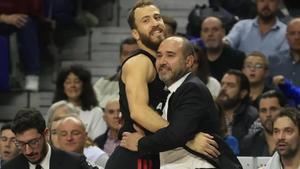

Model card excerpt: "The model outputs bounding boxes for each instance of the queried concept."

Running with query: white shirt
[29,143,51,169]
[162,73,190,120]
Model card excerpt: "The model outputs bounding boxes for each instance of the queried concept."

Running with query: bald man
[269,18,300,86]
[201,16,245,81]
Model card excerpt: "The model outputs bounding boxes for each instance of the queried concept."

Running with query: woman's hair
[53,64,98,110]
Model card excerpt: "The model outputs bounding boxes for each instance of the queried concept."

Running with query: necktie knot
[36,164,42,169]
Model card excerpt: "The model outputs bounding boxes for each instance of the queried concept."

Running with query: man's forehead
[135,5,160,19]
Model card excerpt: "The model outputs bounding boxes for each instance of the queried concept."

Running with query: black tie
[35,164,42,169]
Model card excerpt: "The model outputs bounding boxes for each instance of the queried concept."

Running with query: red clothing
[0,0,42,16]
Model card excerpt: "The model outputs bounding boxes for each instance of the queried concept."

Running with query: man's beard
[217,93,240,110]
[262,119,273,134]
[259,11,276,22]
[140,31,164,51]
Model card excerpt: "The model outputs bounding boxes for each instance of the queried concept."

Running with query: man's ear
[186,55,195,68]
[131,29,140,41]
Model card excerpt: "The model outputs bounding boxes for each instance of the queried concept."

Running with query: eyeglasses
[244,63,265,70]
[14,135,43,150]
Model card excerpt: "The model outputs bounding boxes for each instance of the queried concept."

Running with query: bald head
[201,17,225,51]
[287,18,300,52]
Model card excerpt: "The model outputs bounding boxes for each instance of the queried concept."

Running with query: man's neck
[281,150,300,169]
[108,128,119,140]
[258,17,276,35]
[264,131,276,155]
[250,82,265,101]
[138,42,157,58]
[206,47,223,62]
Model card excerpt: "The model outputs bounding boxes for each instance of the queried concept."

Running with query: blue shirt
[269,50,300,86]
[225,17,288,58]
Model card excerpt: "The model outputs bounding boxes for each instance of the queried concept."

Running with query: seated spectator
[3,108,96,169]
[216,69,258,143]
[53,64,106,139]
[94,98,121,156]
[191,44,220,99]
[264,107,300,169]
[0,0,43,91]
[273,75,300,108]
[0,123,20,167]
[161,15,177,37]
[242,51,274,109]
[240,90,286,156]
[56,115,108,168]
[269,18,300,86]
[224,0,288,58]
[201,16,245,81]
[93,37,138,108]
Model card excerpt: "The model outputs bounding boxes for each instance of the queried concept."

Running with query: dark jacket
[2,147,98,169]
[138,74,242,169]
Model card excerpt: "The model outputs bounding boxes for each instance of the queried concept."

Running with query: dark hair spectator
[258,90,287,108]
[192,44,210,84]
[53,64,98,111]
[11,108,45,134]
[273,107,300,131]
[1,123,12,132]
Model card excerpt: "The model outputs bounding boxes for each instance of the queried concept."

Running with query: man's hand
[120,124,145,151]
[1,14,28,28]
[186,132,220,158]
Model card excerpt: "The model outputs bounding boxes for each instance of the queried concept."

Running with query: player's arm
[122,54,169,132]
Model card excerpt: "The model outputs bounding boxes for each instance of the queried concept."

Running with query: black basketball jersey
[118,49,167,137]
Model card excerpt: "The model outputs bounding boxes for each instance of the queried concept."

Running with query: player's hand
[186,132,220,158]
[2,14,28,28]
[120,124,145,151]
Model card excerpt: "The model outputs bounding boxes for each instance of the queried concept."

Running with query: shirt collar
[167,72,191,93]
[29,143,52,169]
[253,17,280,30]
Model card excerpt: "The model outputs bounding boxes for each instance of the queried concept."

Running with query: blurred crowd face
[243,55,268,85]
[256,0,278,21]
[273,116,300,159]
[104,100,121,131]
[63,73,83,103]
[120,43,139,64]
[14,129,47,164]
[0,129,19,161]
[217,74,243,109]
[133,5,165,50]
[259,97,281,134]
[201,17,225,51]
[156,37,192,87]
[287,19,300,52]
[57,117,87,154]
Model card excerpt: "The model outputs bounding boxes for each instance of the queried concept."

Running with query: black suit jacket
[138,74,242,169]
[2,147,96,169]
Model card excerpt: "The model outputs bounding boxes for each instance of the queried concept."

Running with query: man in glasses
[0,123,19,167]
[2,108,99,169]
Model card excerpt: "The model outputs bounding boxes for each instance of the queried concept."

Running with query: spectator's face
[120,43,139,64]
[287,19,300,52]
[133,5,165,50]
[259,97,281,134]
[201,17,225,50]
[49,120,60,148]
[256,0,278,20]
[242,55,268,85]
[14,129,47,164]
[0,129,19,161]
[273,116,300,158]
[63,73,83,103]
[104,100,121,130]
[57,118,87,154]
[217,74,243,109]
[156,37,193,86]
